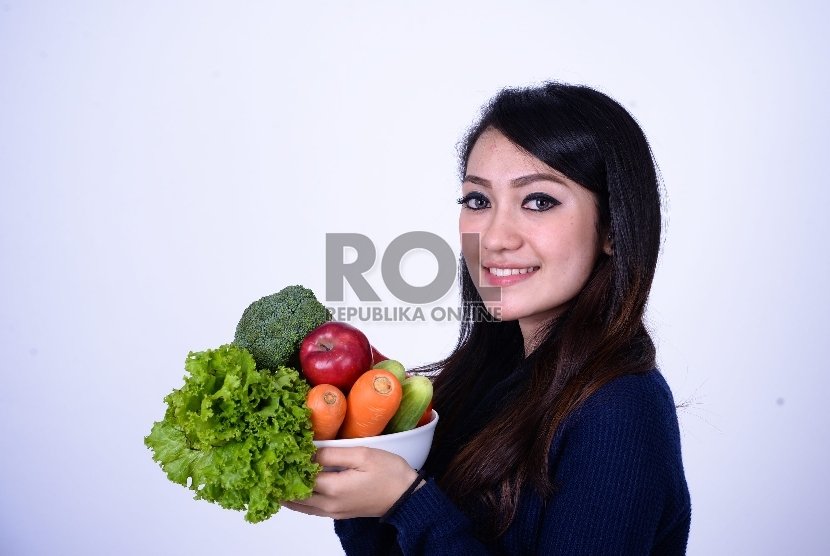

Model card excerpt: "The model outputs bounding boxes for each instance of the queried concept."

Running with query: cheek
[458,211,478,234]
[563,226,602,279]
[534,221,600,276]
[459,215,482,267]
[459,231,481,269]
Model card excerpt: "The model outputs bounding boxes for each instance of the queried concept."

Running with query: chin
[483,303,504,321]
[485,300,566,328]
[482,302,518,322]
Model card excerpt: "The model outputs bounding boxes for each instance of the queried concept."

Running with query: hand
[283,447,420,520]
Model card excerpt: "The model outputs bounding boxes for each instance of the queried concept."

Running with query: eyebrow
[462,172,569,188]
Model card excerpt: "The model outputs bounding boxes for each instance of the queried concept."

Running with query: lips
[486,266,539,277]
[481,265,540,287]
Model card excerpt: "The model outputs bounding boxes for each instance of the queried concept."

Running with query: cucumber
[373,359,406,385]
[383,375,433,434]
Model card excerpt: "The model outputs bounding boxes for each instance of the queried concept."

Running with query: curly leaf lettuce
[145,344,320,523]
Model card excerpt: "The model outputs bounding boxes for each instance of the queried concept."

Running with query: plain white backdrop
[1,1,828,554]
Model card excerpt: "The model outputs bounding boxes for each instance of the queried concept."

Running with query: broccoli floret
[232,285,331,371]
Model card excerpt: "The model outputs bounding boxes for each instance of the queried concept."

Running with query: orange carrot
[307,384,347,441]
[338,370,402,439]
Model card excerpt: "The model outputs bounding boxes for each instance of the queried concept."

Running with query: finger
[312,467,363,496]
[283,494,329,512]
[285,492,347,517]
[283,500,355,520]
[282,500,332,518]
[314,446,373,469]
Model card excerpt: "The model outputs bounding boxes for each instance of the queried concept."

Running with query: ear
[603,231,613,256]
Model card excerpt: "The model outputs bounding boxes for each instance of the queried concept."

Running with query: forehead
[467,128,547,169]
[466,128,569,184]
[465,129,584,191]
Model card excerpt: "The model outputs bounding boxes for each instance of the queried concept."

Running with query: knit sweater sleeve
[334,480,489,555]
[334,371,690,555]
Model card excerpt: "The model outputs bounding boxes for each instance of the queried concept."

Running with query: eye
[522,193,561,212]
[457,192,491,210]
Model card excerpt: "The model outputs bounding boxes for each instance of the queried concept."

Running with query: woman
[284,82,691,555]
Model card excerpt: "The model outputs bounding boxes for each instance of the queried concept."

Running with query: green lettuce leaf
[145,344,320,523]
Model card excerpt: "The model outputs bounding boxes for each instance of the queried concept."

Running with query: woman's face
[459,128,609,342]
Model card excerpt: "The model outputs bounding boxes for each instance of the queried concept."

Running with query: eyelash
[457,192,490,210]
[522,192,561,212]
[456,192,561,212]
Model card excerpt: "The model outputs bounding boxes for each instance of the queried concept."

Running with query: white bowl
[313,410,438,471]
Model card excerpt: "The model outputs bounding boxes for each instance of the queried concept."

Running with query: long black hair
[421,82,663,539]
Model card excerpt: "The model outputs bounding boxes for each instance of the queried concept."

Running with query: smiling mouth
[485,266,539,277]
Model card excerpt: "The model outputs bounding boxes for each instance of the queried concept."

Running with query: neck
[518,317,547,357]
[518,305,573,356]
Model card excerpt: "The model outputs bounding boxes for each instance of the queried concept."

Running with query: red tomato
[416,400,434,428]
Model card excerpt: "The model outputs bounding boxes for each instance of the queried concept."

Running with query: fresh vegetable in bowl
[144,344,320,523]
[338,369,403,439]
[233,285,331,371]
[384,375,433,434]
[306,384,347,441]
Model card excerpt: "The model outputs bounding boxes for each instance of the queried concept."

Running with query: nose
[480,206,522,252]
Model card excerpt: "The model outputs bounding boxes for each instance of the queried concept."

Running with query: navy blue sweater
[334,370,691,555]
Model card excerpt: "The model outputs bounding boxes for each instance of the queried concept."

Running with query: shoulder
[568,369,678,432]
[549,369,685,479]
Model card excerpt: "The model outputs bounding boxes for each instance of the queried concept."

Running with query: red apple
[299,322,373,392]
[371,345,388,364]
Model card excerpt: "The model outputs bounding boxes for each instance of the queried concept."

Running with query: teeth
[488,267,536,277]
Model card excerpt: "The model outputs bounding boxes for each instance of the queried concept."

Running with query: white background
[1,1,828,554]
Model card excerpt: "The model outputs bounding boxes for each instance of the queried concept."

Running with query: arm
[384,479,492,555]
[333,517,399,556]
[286,447,494,555]
[334,479,494,556]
